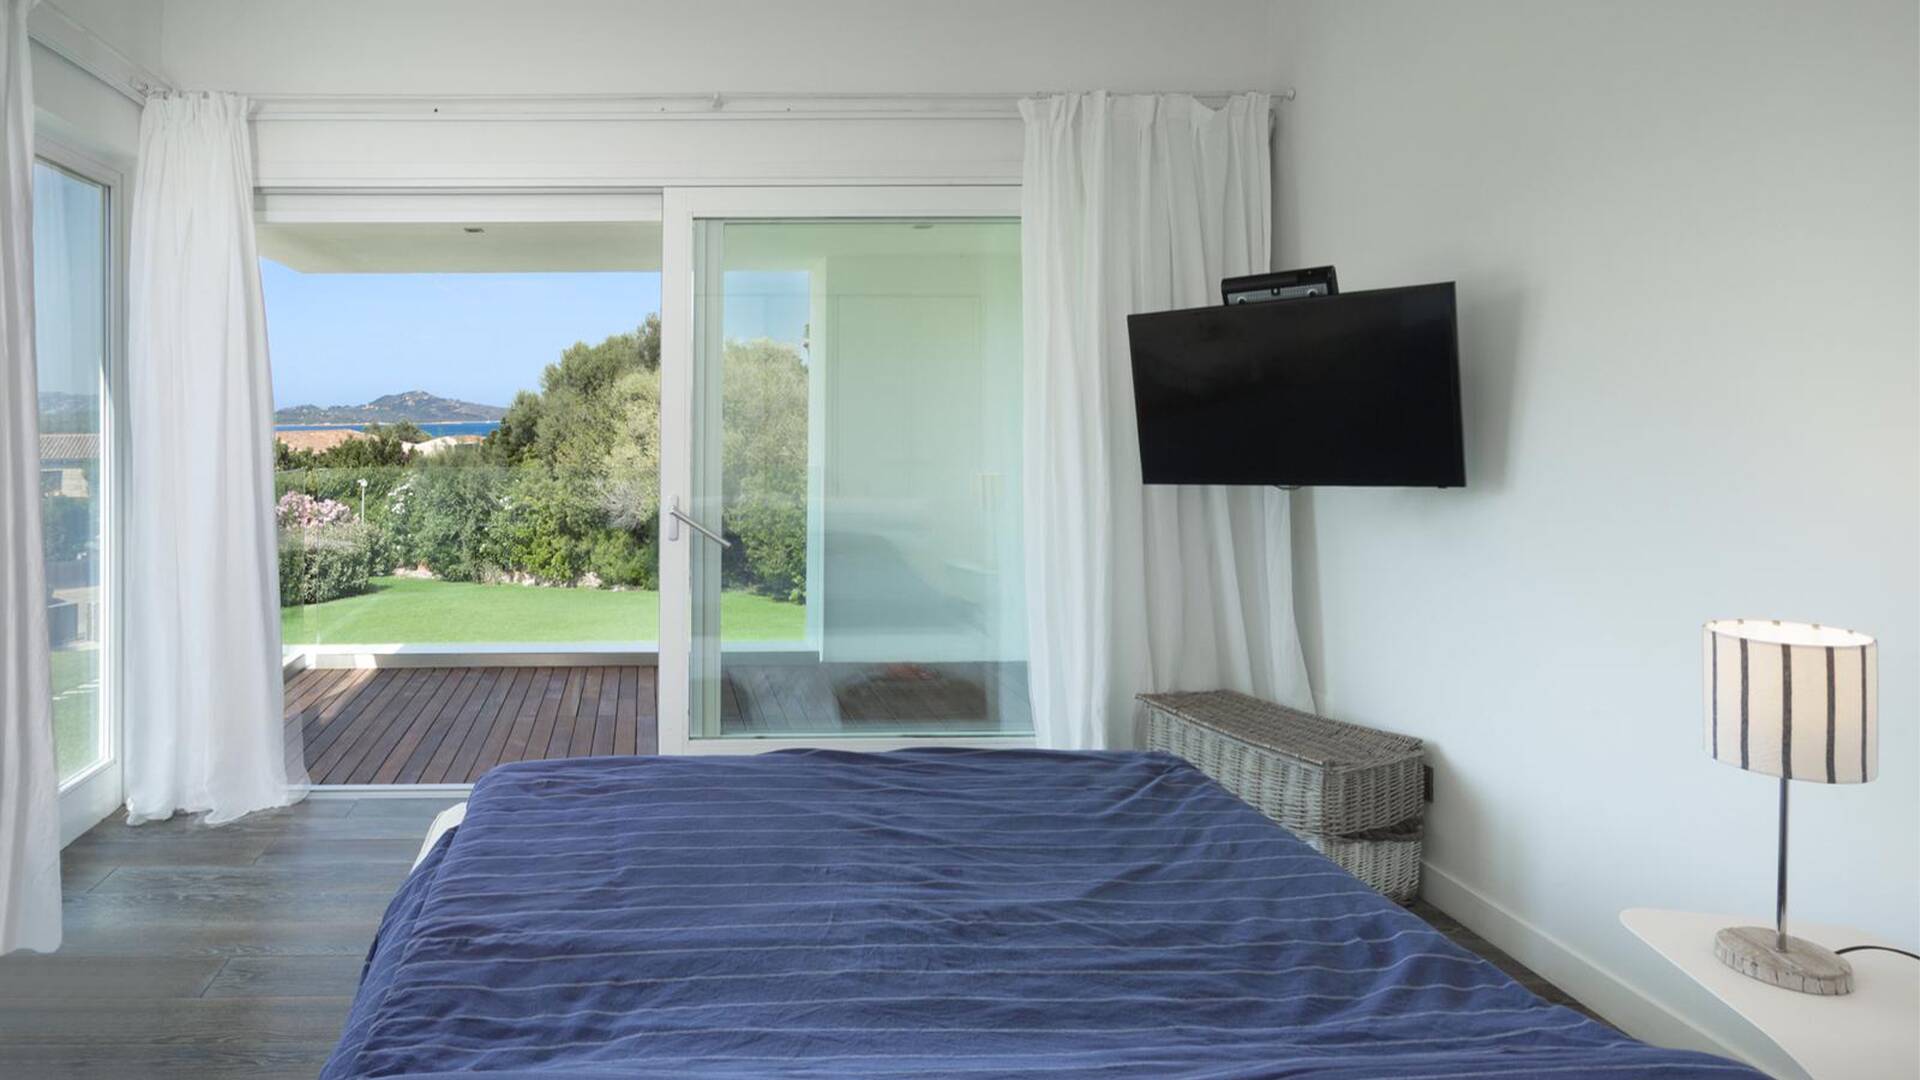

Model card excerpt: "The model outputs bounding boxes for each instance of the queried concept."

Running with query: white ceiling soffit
[256,191,662,224]
[257,221,663,273]
[254,192,662,272]
[718,219,1019,271]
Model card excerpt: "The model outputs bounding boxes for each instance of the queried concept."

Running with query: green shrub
[278,522,373,607]
[586,529,656,589]
[387,466,510,582]
[728,494,806,602]
[41,495,92,563]
[500,467,605,583]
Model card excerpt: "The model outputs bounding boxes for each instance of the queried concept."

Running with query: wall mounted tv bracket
[1221,266,1339,305]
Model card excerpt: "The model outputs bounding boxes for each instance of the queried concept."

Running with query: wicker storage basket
[1139,690,1424,835]
[1140,690,1426,900]
[1303,819,1424,902]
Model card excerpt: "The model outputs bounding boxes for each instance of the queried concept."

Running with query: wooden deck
[287,666,658,786]
[286,660,1032,786]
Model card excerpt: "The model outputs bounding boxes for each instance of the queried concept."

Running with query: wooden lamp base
[1714,926,1854,996]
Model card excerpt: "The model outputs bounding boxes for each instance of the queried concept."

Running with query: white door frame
[656,185,1028,756]
[35,134,127,844]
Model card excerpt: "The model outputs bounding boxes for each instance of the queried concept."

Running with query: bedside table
[1622,908,1920,1080]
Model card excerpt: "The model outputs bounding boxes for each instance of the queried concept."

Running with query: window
[33,159,111,785]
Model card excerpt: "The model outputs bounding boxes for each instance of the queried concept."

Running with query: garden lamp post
[358,477,368,520]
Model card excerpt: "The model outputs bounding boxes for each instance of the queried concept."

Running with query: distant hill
[274,391,506,425]
[38,391,99,434]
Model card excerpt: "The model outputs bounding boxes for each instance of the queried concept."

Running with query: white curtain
[125,92,308,825]
[0,0,62,955]
[1020,92,1313,750]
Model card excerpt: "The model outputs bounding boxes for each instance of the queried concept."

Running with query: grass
[281,575,805,645]
[51,647,100,781]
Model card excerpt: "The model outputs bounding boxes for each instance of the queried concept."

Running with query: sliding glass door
[658,188,1031,751]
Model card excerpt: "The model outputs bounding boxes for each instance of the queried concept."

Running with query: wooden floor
[289,665,658,785]
[0,797,460,1079]
[0,799,1603,1080]
[287,661,1031,785]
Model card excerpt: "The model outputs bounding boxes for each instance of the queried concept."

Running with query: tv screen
[1127,282,1464,487]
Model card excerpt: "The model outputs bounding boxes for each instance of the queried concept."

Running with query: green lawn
[51,647,100,781]
[281,576,804,645]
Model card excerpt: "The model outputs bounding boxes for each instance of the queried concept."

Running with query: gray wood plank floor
[0,798,457,1080]
[0,797,1599,1079]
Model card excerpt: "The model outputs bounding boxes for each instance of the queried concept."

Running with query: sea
[274,421,501,437]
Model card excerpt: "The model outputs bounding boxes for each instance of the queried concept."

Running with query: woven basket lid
[1139,690,1422,767]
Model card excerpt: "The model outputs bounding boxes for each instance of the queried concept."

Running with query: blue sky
[261,261,810,410]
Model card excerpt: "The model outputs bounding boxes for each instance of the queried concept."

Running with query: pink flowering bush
[276,491,354,529]
[275,491,370,606]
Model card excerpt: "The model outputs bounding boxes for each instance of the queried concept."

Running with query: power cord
[1835,945,1920,961]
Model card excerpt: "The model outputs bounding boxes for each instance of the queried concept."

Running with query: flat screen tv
[1128,282,1464,487]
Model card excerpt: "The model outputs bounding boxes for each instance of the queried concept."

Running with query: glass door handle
[664,496,733,549]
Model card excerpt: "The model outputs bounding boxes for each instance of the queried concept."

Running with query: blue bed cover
[322,749,1758,1079]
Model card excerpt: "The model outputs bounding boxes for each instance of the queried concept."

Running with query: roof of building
[39,433,100,461]
[276,428,370,454]
[404,434,486,456]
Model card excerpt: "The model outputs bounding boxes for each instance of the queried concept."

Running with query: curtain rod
[229,89,1296,123]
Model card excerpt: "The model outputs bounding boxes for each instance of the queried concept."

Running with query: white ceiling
[720,219,1019,271]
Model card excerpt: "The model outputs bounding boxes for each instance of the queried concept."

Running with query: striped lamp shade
[1704,619,1877,784]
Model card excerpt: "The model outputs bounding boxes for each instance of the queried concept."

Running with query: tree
[600,366,662,533]
[488,314,660,473]
[375,420,429,445]
[722,338,810,601]
[483,389,545,464]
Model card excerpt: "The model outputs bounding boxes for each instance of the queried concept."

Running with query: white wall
[152,0,1279,97]
[143,0,1287,189]
[1269,0,1917,1071]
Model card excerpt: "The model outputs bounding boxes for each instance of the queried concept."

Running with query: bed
[324,748,1758,1079]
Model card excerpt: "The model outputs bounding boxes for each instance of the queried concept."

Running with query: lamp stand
[1713,777,1854,995]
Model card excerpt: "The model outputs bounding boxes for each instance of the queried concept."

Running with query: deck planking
[287,665,656,785]
[284,660,1027,786]
[285,661,1027,785]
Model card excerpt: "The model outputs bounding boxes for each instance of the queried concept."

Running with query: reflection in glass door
[32,159,112,792]
[681,218,1030,740]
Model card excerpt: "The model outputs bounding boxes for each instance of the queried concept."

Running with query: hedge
[278,521,374,607]
[272,461,798,599]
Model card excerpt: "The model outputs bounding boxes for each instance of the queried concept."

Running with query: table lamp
[1703,618,1877,996]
